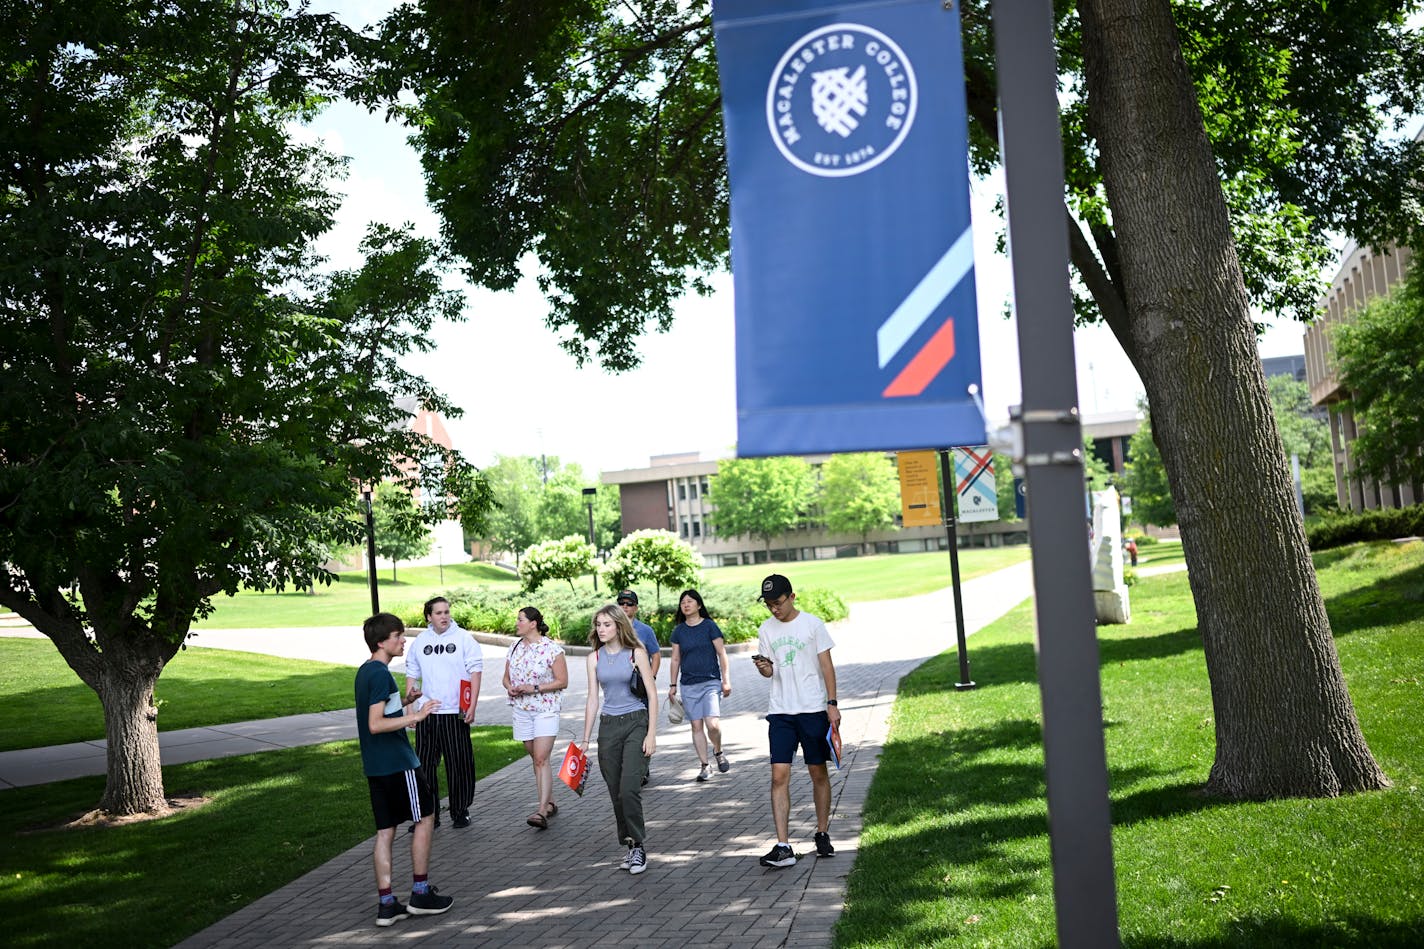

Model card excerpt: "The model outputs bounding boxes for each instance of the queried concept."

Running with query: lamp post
[361,488,380,615]
[582,486,598,592]
[437,543,444,586]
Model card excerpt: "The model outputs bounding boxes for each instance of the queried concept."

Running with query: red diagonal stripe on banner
[881,317,956,398]
[958,447,993,496]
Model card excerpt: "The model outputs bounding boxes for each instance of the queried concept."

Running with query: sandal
[526,811,549,829]
[546,802,559,818]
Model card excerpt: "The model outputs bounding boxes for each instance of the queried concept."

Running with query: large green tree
[369,0,1419,796]
[0,0,490,816]
[372,481,433,581]
[819,453,900,554]
[478,454,543,563]
[1333,259,1424,489]
[708,456,815,553]
[1120,411,1177,528]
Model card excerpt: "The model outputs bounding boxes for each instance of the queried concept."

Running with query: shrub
[519,535,595,592]
[1306,506,1424,550]
[391,582,851,648]
[601,530,701,603]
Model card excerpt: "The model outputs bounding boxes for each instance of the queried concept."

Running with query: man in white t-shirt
[751,574,840,869]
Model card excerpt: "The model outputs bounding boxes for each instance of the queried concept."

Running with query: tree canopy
[364,0,1414,797]
[707,456,815,552]
[1333,259,1424,488]
[819,453,901,554]
[372,482,433,580]
[0,0,491,815]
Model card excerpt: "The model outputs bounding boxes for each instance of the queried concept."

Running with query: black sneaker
[814,831,835,857]
[452,812,471,829]
[759,844,796,868]
[408,886,454,915]
[376,899,409,927]
[628,844,648,875]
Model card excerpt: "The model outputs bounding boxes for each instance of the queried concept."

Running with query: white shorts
[512,708,560,742]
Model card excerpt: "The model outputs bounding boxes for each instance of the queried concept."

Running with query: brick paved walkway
[169,563,1034,947]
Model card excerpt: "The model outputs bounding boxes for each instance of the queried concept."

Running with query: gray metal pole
[938,449,975,690]
[362,489,380,615]
[992,0,1121,944]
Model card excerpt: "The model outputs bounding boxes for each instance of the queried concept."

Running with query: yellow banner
[898,451,942,528]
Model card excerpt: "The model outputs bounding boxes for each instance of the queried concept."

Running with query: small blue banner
[713,0,983,457]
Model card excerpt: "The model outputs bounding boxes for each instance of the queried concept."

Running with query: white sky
[306,2,1328,475]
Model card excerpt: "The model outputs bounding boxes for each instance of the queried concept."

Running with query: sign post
[938,448,975,690]
[994,0,1121,944]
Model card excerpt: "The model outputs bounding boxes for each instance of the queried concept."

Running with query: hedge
[392,583,850,648]
[1305,505,1424,551]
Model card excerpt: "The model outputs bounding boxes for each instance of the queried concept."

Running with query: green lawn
[0,640,366,752]
[704,546,1031,602]
[189,546,1031,629]
[0,731,524,949]
[190,560,520,629]
[836,539,1424,947]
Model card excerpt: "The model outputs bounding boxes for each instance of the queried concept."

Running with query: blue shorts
[767,712,831,766]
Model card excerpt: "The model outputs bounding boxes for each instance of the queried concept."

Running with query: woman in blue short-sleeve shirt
[667,589,732,783]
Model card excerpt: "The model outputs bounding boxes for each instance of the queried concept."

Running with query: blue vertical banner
[713,0,983,457]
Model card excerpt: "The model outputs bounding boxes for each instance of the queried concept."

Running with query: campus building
[601,450,1026,568]
[1304,240,1419,513]
[601,413,1159,567]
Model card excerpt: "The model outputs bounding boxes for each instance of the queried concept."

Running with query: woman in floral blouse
[502,606,569,828]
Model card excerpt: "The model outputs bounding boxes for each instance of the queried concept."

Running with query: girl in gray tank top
[581,604,658,874]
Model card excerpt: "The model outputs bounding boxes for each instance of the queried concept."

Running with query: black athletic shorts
[367,768,435,830]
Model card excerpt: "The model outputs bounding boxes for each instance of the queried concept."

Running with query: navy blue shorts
[767,711,831,766]
[367,768,435,830]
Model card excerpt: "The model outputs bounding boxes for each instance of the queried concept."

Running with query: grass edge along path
[836,540,1424,948]
[0,730,524,949]
[0,641,359,752]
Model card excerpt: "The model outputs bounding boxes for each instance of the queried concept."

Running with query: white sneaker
[696,763,711,782]
[618,847,635,870]
[628,845,648,874]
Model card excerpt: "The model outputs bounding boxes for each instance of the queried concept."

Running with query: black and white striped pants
[414,713,476,817]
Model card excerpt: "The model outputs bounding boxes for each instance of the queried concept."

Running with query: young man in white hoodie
[404,596,483,828]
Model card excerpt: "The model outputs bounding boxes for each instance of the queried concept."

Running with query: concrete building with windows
[601,451,1026,568]
[1304,239,1419,513]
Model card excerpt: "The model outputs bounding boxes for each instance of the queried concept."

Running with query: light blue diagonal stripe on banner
[876,227,975,369]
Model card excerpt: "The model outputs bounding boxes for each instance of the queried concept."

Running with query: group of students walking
[352,573,841,928]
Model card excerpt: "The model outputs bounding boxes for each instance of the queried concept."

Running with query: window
[678,483,686,500]
[680,518,689,538]
[692,520,701,537]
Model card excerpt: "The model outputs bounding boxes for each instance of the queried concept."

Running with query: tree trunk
[1078,0,1388,797]
[96,661,168,814]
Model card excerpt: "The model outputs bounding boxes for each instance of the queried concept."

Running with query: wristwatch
[826,699,838,706]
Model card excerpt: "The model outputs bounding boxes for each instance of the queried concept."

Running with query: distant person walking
[666,588,732,782]
[404,596,483,829]
[502,606,569,829]
[582,604,658,873]
[617,589,661,785]
[751,574,839,869]
[355,613,455,927]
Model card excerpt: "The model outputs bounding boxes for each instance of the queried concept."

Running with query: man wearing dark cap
[617,590,662,681]
[752,574,840,869]
[618,590,662,785]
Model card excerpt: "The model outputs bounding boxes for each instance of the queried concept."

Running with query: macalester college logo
[765,23,918,178]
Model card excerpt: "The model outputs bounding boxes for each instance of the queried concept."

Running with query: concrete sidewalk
[6,562,1037,947]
